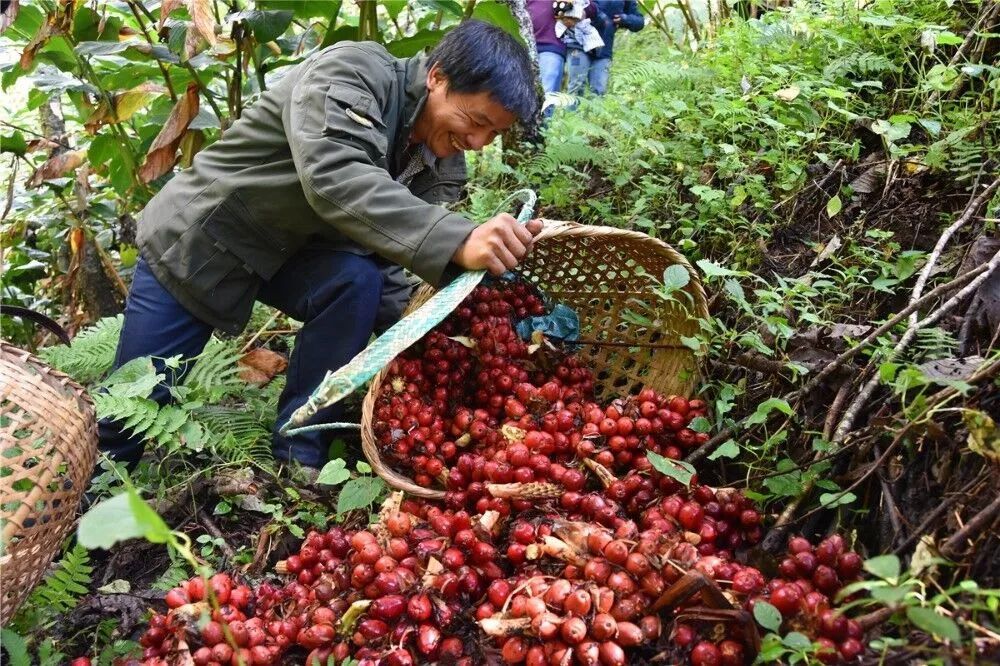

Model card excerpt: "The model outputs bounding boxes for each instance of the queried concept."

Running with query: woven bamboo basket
[0,342,98,624]
[361,220,709,499]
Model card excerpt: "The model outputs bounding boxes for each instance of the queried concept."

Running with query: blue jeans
[98,250,384,468]
[566,50,612,96]
[538,51,566,94]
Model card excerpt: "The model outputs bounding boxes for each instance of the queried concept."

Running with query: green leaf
[214,500,232,515]
[746,398,795,426]
[688,416,711,433]
[471,1,522,41]
[906,607,961,643]
[753,600,783,632]
[646,451,696,488]
[870,585,909,604]
[0,628,31,666]
[819,491,857,508]
[231,9,295,43]
[336,477,386,515]
[88,133,118,166]
[707,439,740,460]
[695,259,742,279]
[386,29,450,58]
[662,264,691,293]
[826,194,842,218]
[77,489,171,550]
[259,0,337,19]
[1,131,28,156]
[72,6,101,42]
[864,554,901,581]
[419,0,465,17]
[317,458,351,486]
[102,357,162,398]
[782,632,812,649]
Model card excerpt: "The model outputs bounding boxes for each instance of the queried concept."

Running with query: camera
[552,1,574,17]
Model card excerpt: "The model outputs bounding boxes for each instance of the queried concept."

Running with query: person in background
[565,1,645,96]
[528,0,597,95]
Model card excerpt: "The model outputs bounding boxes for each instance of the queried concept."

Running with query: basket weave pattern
[361,221,708,499]
[0,342,98,624]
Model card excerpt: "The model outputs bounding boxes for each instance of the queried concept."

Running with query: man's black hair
[427,19,538,123]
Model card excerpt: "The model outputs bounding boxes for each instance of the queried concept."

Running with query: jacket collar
[401,53,429,144]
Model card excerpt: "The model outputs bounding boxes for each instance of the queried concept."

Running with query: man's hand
[452,215,543,275]
[613,14,622,25]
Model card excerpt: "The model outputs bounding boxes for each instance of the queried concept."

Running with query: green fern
[9,543,92,632]
[823,51,897,81]
[182,337,245,401]
[197,406,273,465]
[0,628,31,666]
[39,315,123,383]
[527,138,598,174]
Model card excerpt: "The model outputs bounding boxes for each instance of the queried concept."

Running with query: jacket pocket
[201,193,290,280]
[324,83,389,165]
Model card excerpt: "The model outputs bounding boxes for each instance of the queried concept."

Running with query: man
[528,0,596,95]
[99,20,541,469]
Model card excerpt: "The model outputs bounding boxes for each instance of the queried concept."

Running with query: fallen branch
[198,510,237,561]
[940,492,1000,560]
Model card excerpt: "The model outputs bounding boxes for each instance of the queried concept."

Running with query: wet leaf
[138,84,200,183]
[753,600,782,632]
[826,194,842,218]
[906,607,961,643]
[316,458,351,486]
[646,450,696,488]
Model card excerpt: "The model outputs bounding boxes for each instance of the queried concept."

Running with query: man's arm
[619,1,645,31]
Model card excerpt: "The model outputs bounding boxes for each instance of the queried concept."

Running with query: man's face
[415,64,517,158]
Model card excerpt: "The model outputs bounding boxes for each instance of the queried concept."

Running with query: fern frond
[40,315,123,383]
[0,628,31,666]
[12,543,92,631]
[198,405,273,465]
[182,337,244,401]
[527,138,598,173]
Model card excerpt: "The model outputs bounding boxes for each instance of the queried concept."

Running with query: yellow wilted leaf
[775,85,801,102]
[186,0,217,45]
[964,409,998,461]
[85,83,167,133]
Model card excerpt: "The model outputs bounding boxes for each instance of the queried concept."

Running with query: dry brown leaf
[186,0,217,45]
[19,16,54,69]
[138,84,199,183]
[239,348,288,386]
[27,149,86,188]
[159,0,185,31]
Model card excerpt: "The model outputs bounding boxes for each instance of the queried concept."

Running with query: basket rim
[360,221,709,499]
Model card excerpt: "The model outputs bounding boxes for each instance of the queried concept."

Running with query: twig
[240,310,280,354]
[685,425,734,464]
[126,0,177,101]
[893,476,982,556]
[823,382,852,440]
[908,176,1000,328]
[832,247,1000,442]
[199,509,237,561]
[0,120,73,149]
[874,446,904,544]
[923,2,1000,110]
[182,61,226,128]
[940,491,1000,560]
[245,523,274,576]
[2,155,16,221]
[799,261,992,397]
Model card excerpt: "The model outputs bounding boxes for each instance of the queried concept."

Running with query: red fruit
[371,594,406,621]
[815,638,838,664]
[839,637,864,660]
[164,588,188,608]
[384,648,415,666]
[416,623,441,657]
[488,579,512,608]
[788,536,812,553]
[511,522,536,545]
[603,540,629,566]
[837,551,863,579]
[678,502,704,530]
[819,610,849,640]
[386,511,412,537]
[718,640,744,666]
[560,616,587,644]
[211,644,234,664]
[590,613,618,641]
[69,659,92,666]
[794,551,818,576]
[598,641,626,666]
[494,636,526,664]
[690,641,721,666]
[564,588,592,616]
[616,622,643,647]
[187,576,206,601]
[672,623,696,647]
[813,565,841,594]
[407,593,433,622]
[769,584,802,616]
[562,469,585,492]
[192,648,212,666]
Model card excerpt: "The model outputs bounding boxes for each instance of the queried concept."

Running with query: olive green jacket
[138,42,476,334]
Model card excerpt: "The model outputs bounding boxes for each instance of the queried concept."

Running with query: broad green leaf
[77,490,171,550]
[688,416,711,433]
[746,398,795,426]
[386,29,450,58]
[695,259,742,279]
[826,194,842,218]
[103,357,162,399]
[782,632,812,649]
[336,477,386,515]
[317,458,351,486]
[819,491,857,508]
[88,133,118,166]
[1,131,28,156]
[864,554,901,581]
[662,264,691,293]
[72,6,101,42]
[646,451,696,488]
[471,1,522,41]
[418,0,466,18]
[707,439,740,460]
[753,600,783,632]
[259,1,338,19]
[906,607,961,643]
[870,585,909,604]
[230,9,295,43]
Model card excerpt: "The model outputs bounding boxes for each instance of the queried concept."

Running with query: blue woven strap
[280,190,537,436]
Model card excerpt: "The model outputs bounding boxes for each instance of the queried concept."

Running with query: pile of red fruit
[73,279,875,665]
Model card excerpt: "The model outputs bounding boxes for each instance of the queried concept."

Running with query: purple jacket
[528,0,596,56]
